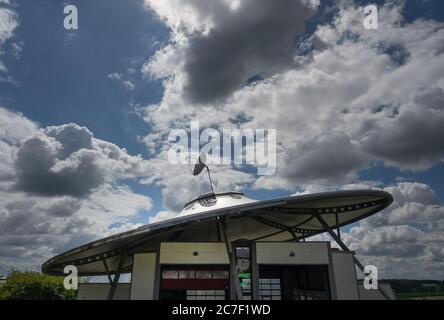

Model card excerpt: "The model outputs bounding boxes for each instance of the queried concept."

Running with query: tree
[0,270,76,300]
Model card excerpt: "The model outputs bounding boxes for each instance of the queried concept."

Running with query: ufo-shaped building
[42,189,394,300]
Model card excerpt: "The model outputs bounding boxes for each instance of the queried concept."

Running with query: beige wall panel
[256,242,330,265]
[130,253,157,300]
[331,251,359,300]
[160,242,229,264]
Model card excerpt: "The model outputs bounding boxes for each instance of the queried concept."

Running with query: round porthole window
[199,194,217,207]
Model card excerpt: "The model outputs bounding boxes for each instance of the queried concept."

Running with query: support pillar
[107,254,125,300]
[219,218,244,300]
[102,259,113,284]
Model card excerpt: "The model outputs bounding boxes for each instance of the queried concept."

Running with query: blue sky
[1,0,165,156]
[0,0,169,218]
[0,0,444,278]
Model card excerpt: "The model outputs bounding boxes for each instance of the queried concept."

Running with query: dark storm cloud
[0,199,84,236]
[14,123,148,198]
[183,0,316,103]
[45,197,82,217]
[281,132,367,183]
[14,131,105,197]
[363,87,444,171]
[360,243,425,258]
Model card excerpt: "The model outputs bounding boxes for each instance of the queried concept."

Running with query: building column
[251,241,260,300]
[219,218,244,300]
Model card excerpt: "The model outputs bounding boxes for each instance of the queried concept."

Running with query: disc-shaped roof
[42,190,392,276]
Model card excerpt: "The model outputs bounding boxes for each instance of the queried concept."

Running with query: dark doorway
[259,265,331,300]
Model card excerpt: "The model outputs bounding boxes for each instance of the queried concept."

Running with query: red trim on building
[160,279,229,290]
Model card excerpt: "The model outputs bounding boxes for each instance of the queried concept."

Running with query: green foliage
[395,291,444,300]
[0,270,76,300]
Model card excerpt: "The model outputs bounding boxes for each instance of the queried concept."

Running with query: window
[259,265,330,300]
[259,278,281,300]
[162,271,178,279]
[162,269,229,280]
[186,290,226,300]
[179,270,195,279]
[195,270,212,279]
[212,271,229,279]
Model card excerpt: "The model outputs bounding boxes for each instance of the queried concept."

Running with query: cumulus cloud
[148,210,177,223]
[0,107,38,181]
[360,182,443,229]
[14,123,150,197]
[362,87,444,171]
[0,1,19,80]
[0,184,151,274]
[144,0,318,103]
[0,109,153,274]
[280,132,367,184]
[142,1,444,189]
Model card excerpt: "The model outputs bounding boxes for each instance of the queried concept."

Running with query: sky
[0,0,443,279]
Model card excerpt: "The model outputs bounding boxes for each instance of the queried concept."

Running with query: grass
[395,291,444,300]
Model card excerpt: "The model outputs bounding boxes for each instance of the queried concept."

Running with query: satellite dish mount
[193,153,214,192]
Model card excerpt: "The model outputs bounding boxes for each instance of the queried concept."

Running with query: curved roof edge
[42,189,393,276]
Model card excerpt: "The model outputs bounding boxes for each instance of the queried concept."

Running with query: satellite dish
[192,152,214,192]
[193,153,207,176]
[199,152,206,165]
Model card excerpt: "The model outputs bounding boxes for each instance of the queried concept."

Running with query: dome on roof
[178,191,257,217]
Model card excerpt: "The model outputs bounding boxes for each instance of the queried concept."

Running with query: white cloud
[107,72,122,80]
[0,107,38,181]
[0,184,151,273]
[79,183,152,227]
[144,0,318,103]
[0,5,17,45]
[0,2,19,80]
[108,73,136,91]
[148,210,177,223]
[0,108,153,274]
[122,80,135,91]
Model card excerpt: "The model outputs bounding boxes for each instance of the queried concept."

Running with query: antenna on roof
[193,152,214,192]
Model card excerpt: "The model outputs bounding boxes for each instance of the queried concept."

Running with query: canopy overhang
[42,190,392,276]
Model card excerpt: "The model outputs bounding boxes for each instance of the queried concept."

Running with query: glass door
[235,245,252,299]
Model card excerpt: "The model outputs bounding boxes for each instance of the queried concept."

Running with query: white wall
[130,252,157,300]
[77,283,130,300]
[331,251,359,300]
[256,242,330,265]
[160,242,229,264]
